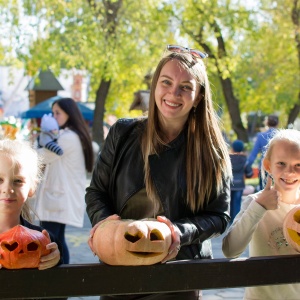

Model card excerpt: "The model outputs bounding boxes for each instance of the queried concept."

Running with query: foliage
[234,0,299,124]
[165,0,299,132]
[0,0,299,137]
[4,0,175,120]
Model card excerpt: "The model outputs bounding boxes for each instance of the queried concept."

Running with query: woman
[86,45,232,299]
[35,97,94,264]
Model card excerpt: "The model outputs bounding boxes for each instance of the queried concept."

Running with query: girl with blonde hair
[0,139,62,270]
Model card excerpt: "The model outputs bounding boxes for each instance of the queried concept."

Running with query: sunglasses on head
[167,45,208,59]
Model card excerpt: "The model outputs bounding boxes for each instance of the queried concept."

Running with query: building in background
[26,69,64,107]
[0,66,90,119]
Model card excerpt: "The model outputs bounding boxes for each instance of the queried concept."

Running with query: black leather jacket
[86,118,231,260]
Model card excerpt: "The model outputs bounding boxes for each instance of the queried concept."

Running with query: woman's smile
[163,99,182,108]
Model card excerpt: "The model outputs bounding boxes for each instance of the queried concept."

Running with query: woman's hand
[88,214,121,255]
[157,216,181,263]
[256,176,282,210]
[38,230,61,270]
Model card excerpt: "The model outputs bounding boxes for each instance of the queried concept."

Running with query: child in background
[229,140,253,221]
[223,129,300,299]
[0,138,62,270]
[38,114,63,156]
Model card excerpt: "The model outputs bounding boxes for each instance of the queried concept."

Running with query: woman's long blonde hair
[141,52,232,212]
[0,139,42,222]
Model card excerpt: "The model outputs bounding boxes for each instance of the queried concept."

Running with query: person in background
[223,129,300,300]
[0,138,62,270]
[246,114,279,190]
[37,113,63,156]
[35,98,94,264]
[229,139,253,221]
[86,45,232,300]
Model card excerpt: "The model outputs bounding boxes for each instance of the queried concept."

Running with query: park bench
[1,254,300,298]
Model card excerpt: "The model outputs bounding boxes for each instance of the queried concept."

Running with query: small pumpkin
[283,206,300,252]
[0,225,51,269]
[92,219,172,266]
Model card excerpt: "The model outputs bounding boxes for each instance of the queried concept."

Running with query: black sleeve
[21,218,64,265]
[174,176,231,246]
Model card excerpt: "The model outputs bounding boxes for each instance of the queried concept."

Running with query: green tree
[7,0,173,146]
[2,0,299,143]
[171,0,254,141]
[169,0,299,138]
[234,0,299,127]
[287,0,300,125]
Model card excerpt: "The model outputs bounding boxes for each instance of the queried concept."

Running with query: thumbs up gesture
[256,175,281,210]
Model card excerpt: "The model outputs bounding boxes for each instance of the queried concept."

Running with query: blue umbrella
[20,96,94,121]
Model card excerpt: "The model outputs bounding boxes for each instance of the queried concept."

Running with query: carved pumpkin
[0,225,51,269]
[92,219,172,266]
[283,206,300,252]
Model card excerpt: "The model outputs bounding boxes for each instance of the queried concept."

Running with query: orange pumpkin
[0,225,51,269]
[283,206,300,252]
[92,219,172,266]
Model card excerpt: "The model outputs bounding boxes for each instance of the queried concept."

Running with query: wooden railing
[1,255,300,299]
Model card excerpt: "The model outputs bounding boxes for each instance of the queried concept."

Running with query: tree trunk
[196,20,248,142]
[288,1,300,127]
[92,79,111,148]
[287,93,300,126]
[87,0,122,148]
[219,76,248,142]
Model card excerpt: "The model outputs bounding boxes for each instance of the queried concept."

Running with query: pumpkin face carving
[92,219,172,266]
[0,225,51,269]
[283,206,300,252]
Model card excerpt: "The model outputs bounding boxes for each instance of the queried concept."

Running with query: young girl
[0,138,62,270]
[223,129,300,299]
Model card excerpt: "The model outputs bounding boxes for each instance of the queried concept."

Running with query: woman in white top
[35,98,94,264]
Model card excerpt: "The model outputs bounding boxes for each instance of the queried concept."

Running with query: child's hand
[256,176,281,210]
[38,230,61,270]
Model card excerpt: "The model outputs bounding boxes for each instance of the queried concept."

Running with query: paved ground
[65,211,249,300]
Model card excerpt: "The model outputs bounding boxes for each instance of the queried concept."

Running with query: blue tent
[21,96,94,121]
